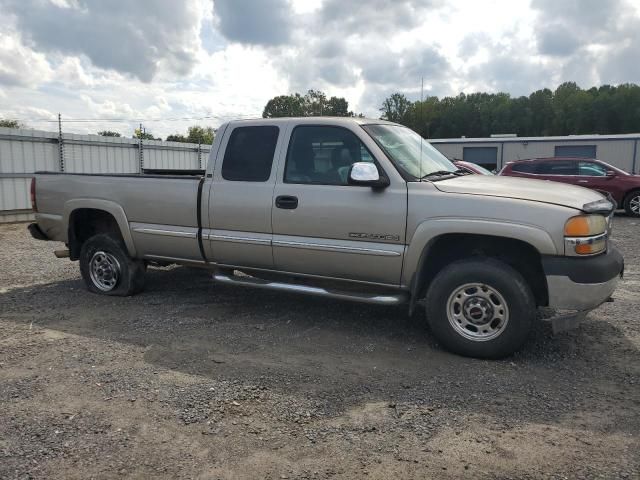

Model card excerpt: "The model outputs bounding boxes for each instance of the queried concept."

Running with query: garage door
[463,147,498,170]
[554,145,597,158]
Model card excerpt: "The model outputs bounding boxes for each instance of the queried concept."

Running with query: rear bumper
[28,223,49,241]
[542,246,624,332]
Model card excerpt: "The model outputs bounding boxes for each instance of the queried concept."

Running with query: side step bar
[213,272,408,306]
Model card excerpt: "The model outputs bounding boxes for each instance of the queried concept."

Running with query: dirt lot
[1,218,639,480]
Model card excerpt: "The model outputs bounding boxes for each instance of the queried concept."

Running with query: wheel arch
[64,199,136,260]
[407,225,552,314]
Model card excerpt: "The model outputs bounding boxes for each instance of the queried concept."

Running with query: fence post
[138,138,144,173]
[57,113,64,172]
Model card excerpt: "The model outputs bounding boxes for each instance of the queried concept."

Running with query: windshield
[362,124,456,179]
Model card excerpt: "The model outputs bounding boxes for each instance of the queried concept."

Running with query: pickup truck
[28,117,624,359]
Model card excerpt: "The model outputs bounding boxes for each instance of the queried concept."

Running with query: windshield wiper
[420,169,467,181]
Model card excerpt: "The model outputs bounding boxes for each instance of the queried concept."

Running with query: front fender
[63,199,137,257]
[403,217,557,287]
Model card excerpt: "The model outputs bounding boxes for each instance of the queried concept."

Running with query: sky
[0,0,639,138]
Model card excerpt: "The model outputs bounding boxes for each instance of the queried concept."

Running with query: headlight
[564,215,608,256]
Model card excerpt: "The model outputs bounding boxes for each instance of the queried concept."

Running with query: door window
[578,161,608,177]
[221,126,279,182]
[284,126,375,185]
[537,161,578,175]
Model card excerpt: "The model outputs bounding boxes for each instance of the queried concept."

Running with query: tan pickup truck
[28,117,624,358]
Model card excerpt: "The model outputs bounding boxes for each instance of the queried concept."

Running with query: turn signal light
[575,240,606,255]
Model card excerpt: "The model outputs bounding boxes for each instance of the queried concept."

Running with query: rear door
[206,123,284,269]
[271,124,407,286]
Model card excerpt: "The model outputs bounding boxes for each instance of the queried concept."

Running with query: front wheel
[79,234,145,296]
[425,258,535,359]
[624,190,640,217]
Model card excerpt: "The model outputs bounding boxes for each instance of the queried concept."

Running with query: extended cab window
[221,126,279,182]
[284,126,375,185]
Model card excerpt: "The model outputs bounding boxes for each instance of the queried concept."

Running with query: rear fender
[63,199,136,257]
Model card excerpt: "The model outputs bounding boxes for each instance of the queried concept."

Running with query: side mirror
[606,170,616,178]
[348,162,389,188]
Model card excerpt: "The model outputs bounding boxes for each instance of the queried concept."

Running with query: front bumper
[542,246,624,332]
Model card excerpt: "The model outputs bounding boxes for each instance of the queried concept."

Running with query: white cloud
[0,0,639,136]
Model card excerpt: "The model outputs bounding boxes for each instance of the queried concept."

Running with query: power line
[13,112,262,123]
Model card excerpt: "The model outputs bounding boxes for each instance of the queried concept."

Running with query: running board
[213,272,408,306]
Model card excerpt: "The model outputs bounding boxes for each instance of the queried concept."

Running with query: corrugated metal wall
[0,127,211,222]
[431,135,640,173]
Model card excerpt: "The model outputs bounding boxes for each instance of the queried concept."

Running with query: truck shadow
[1,264,639,432]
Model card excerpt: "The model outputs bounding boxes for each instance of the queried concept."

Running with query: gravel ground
[0,217,638,479]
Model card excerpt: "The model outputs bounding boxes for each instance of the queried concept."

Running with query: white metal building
[430,133,640,173]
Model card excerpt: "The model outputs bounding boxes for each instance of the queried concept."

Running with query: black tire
[79,233,145,296]
[623,190,640,217]
[425,257,535,359]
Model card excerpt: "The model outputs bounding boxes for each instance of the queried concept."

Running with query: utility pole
[58,113,64,172]
[138,122,144,173]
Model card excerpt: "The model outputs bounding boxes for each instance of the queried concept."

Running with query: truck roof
[225,117,400,128]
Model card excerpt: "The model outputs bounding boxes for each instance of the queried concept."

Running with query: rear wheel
[79,233,145,296]
[624,190,640,217]
[425,257,535,359]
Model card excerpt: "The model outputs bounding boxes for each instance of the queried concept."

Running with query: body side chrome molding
[132,227,197,239]
[272,239,402,256]
[206,233,271,245]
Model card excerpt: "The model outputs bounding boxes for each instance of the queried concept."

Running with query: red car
[453,160,494,175]
[499,157,640,217]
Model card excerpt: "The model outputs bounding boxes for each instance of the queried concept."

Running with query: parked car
[499,157,640,217]
[28,117,623,359]
[453,160,494,175]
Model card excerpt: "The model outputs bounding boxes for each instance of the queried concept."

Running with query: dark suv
[499,157,640,216]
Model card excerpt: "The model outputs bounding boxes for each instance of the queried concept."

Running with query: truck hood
[433,175,605,211]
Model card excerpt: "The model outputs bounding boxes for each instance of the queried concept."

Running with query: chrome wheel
[89,251,121,292]
[630,194,640,215]
[446,283,509,342]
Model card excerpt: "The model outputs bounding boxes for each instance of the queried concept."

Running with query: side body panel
[271,122,408,286]
[35,173,202,261]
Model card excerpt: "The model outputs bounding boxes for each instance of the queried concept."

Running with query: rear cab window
[221,126,279,182]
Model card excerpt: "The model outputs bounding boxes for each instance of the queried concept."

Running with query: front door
[207,123,284,269]
[271,125,407,286]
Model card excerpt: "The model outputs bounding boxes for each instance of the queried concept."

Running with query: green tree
[0,119,24,128]
[97,130,121,137]
[379,83,640,138]
[133,128,158,140]
[262,90,353,118]
[165,133,187,142]
[166,126,215,144]
[379,93,412,123]
[186,126,215,144]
